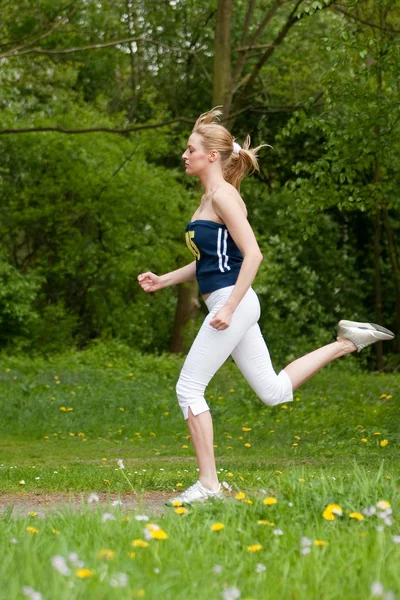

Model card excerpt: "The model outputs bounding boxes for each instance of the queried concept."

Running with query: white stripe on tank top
[217,228,224,273]
[223,229,231,271]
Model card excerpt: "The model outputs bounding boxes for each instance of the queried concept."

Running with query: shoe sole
[338,320,395,340]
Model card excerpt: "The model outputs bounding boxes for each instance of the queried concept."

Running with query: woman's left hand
[209,306,233,331]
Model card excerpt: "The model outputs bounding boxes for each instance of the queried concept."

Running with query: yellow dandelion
[380,439,389,447]
[349,512,364,520]
[67,407,73,411]
[175,507,188,515]
[127,552,136,558]
[171,501,183,507]
[244,443,251,448]
[235,492,245,500]
[149,528,168,540]
[263,497,277,505]
[242,427,252,432]
[239,436,243,440]
[132,539,149,548]
[298,478,305,483]
[211,523,224,532]
[322,503,342,520]
[292,443,298,447]
[361,438,367,443]
[379,393,387,399]
[227,472,233,477]
[52,528,60,535]
[373,432,381,435]
[176,483,183,487]
[60,406,67,412]
[275,470,282,475]
[247,544,263,552]
[29,511,37,517]
[294,436,301,440]
[323,509,335,521]
[119,407,125,412]
[69,433,75,437]
[377,500,391,510]
[43,435,49,440]
[97,549,115,560]
[76,568,94,578]
[230,388,235,392]
[244,499,254,504]
[163,412,169,416]
[129,373,134,377]
[102,458,107,462]
[257,520,274,526]
[314,540,328,547]
[26,526,39,534]
[281,405,288,409]
[103,479,110,485]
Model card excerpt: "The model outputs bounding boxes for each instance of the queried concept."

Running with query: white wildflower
[112,500,123,507]
[255,563,267,573]
[117,459,125,470]
[143,529,152,541]
[300,537,312,547]
[101,512,116,522]
[87,493,99,503]
[10,538,19,544]
[384,517,393,527]
[154,568,160,574]
[371,582,384,597]
[213,565,223,574]
[273,529,284,536]
[301,547,312,555]
[222,586,241,600]
[68,553,84,568]
[51,555,71,576]
[134,515,149,521]
[288,502,293,507]
[110,572,128,588]
[363,506,376,517]
[392,535,400,544]
[22,586,42,600]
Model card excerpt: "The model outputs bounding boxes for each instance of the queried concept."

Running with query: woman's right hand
[137,272,163,293]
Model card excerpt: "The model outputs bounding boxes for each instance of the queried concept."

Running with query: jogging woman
[137,108,394,505]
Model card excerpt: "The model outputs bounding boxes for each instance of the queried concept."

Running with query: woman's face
[182,132,210,177]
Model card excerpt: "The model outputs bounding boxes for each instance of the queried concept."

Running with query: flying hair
[192,106,272,191]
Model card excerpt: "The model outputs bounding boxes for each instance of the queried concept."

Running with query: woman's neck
[198,167,225,194]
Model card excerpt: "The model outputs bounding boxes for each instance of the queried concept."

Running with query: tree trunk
[382,207,400,352]
[213,0,233,117]
[169,280,200,353]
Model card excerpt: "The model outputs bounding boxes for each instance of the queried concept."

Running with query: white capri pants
[176,285,293,420]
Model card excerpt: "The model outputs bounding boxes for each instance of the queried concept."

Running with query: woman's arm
[138,261,196,292]
[210,187,263,328]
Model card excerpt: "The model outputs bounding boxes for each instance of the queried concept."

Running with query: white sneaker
[166,480,224,506]
[337,320,395,352]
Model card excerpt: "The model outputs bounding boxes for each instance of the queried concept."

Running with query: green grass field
[0,342,399,599]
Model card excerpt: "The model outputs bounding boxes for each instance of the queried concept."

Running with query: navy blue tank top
[185,220,243,294]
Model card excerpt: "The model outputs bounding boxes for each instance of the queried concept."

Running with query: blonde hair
[192,107,270,191]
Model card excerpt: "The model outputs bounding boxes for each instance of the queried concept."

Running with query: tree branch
[233,0,284,85]
[0,6,79,59]
[236,0,305,105]
[333,5,400,33]
[0,117,194,135]
[2,35,205,59]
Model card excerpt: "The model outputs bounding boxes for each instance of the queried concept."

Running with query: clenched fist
[137,272,163,293]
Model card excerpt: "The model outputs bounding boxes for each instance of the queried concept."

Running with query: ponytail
[192,107,271,190]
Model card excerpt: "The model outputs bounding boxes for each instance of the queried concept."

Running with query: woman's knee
[258,370,293,407]
[176,378,210,419]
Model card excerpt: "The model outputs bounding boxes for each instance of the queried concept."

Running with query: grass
[0,341,399,599]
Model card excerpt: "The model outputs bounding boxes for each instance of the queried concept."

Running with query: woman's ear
[209,149,219,163]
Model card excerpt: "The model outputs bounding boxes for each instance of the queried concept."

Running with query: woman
[137,108,394,505]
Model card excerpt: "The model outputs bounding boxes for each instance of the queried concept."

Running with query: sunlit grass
[0,343,399,599]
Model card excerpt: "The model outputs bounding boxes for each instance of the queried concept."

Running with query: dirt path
[0,490,238,518]
[0,491,188,518]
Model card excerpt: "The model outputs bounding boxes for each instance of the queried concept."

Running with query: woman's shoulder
[212,183,247,219]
